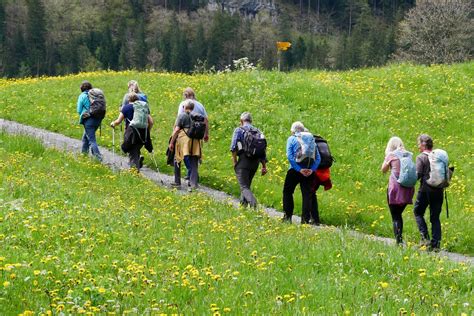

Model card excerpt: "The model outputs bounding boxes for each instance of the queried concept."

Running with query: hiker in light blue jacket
[282,121,320,224]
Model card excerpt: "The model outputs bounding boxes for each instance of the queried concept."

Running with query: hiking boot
[139,156,144,168]
[170,182,181,189]
[281,216,292,224]
[187,187,193,193]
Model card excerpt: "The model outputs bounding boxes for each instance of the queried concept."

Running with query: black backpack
[186,114,206,139]
[314,135,334,169]
[240,127,267,159]
[87,88,106,119]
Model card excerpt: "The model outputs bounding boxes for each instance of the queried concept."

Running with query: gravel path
[1,118,472,265]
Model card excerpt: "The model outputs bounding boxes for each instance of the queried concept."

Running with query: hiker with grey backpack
[381,136,416,245]
[230,112,268,208]
[413,134,453,251]
[110,92,154,171]
[77,80,106,161]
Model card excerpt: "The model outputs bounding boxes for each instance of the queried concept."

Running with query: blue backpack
[393,150,417,188]
[295,132,317,168]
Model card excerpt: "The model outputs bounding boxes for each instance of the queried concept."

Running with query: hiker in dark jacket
[110,92,153,170]
[77,80,103,161]
[230,112,268,208]
[413,134,444,251]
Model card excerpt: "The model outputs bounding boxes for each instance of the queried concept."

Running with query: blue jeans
[81,117,102,161]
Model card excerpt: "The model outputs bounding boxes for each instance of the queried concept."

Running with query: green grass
[0,133,472,314]
[0,62,473,254]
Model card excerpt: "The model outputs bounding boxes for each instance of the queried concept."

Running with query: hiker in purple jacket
[381,137,415,245]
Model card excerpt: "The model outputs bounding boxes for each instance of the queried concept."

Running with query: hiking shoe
[139,156,144,168]
[281,216,292,224]
[170,182,181,189]
[187,187,193,193]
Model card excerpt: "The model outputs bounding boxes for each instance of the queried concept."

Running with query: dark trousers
[81,117,102,161]
[413,190,443,248]
[283,169,313,224]
[234,160,259,208]
[388,204,406,244]
[174,156,199,188]
[128,143,143,170]
[310,193,319,224]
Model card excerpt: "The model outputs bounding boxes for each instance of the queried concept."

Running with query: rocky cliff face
[207,0,279,21]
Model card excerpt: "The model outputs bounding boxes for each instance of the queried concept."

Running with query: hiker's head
[128,92,139,103]
[385,136,404,155]
[184,100,195,113]
[128,80,141,93]
[80,81,92,92]
[417,134,433,151]
[290,121,305,134]
[240,112,252,124]
[183,87,196,100]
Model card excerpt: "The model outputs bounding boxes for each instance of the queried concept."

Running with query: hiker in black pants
[230,112,268,208]
[110,92,153,170]
[282,122,320,224]
[413,134,444,251]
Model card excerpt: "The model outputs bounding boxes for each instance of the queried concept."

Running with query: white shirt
[177,99,208,118]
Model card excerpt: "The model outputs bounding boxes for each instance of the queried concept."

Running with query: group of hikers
[77,80,453,251]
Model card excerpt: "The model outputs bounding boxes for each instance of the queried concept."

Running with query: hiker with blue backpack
[230,112,268,208]
[381,137,416,245]
[77,80,106,161]
[110,92,154,170]
[282,122,320,224]
[122,80,148,107]
[413,134,453,251]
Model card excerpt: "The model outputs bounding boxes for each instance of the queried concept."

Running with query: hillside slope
[0,62,472,254]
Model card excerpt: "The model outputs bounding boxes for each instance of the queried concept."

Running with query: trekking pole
[112,126,116,171]
[150,150,165,185]
[445,190,449,219]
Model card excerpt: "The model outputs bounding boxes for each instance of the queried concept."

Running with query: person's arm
[232,151,238,167]
[381,155,393,173]
[77,93,85,115]
[110,113,125,128]
[416,155,424,180]
[261,161,267,175]
[287,137,302,173]
[169,126,181,150]
[309,146,321,172]
[147,115,154,129]
[204,117,209,142]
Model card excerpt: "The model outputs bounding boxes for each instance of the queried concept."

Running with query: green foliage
[0,63,473,255]
[0,133,472,314]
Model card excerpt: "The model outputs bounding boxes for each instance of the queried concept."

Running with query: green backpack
[129,100,149,129]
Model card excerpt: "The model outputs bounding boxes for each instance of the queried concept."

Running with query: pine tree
[25,0,47,76]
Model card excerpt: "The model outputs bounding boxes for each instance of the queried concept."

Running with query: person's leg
[389,204,406,244]
[235,166,257,208]
[128,144,141,170]
[413,190,430,242]
[310,192,320,224]
[428,190,444,249]
[85,119,102,161]
[184,156,191,180]
[81,127,90,154]
[300,174,313,224]
[188,156,199,188]
[173,161,181,186]
[282,169,299,222]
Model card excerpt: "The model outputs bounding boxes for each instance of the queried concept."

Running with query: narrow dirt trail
[1,118,472,265]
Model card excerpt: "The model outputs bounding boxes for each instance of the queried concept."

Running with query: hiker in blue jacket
[282,121,320,224]
[77,80,102,161]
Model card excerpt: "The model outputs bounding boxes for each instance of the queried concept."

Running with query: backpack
[295,132,317,167]
[424,149,452,188]
[129,100,149,129]
[240,126,267,159]
[87,88,106,119]
[393,150,417,188]
[186,114,206,139]
[314,135,334,169]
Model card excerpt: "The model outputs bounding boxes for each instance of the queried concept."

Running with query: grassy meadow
[0,62,473,255]
[0,133,473,314]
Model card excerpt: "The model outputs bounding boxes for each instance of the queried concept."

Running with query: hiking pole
[445,190,449,219]
[150,150,165,185]
[112,125,116,172]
